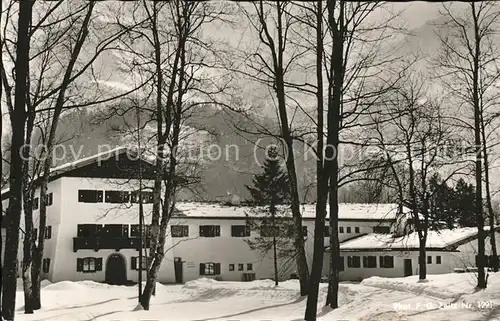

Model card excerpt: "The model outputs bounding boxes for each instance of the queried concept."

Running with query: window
[247,263,253,271]
[231,225,250,237]
[42,258,50,273]
[355,227,360,233]
[379,256,394,268]
[260,225,279,237]
[45,193,53,206]
[130,224,150,238]
[346,227,352,233]
[33,198,39,210]
[199,225,220,237]
[78,190,103,203]
[427,256,432,264]
[373,226,390,234]
[171,225,189,238]
[105,191,130,203]
[101,224,128,238]
[44,226,52,239]
[77,257,102,273]
[339,227,344,233]
[436,256,441,264]
[324,226,330,237]
[238,263,244,271]
[347,256,361,268]
[199,262,220,276]
[363,256,377,268]
[229,264,235,271]
[130,191,154,204]
[77,224,102,238]
[131,257,151,270]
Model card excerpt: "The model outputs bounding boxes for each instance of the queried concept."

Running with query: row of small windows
[77,224,149,238]
[172,224,308,238]
[32,193,53,210]
[344,256,394,269]
[229,263,253,271]
[75,256,152,273]
[78,190,154,204]
[419,255,442,265]
[343,255,442,269]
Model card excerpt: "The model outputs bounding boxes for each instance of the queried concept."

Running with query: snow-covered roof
[175,202,403,221]
[339,227,499,251]
[1,146,149,197]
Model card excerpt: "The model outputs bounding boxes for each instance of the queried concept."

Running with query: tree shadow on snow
[191,296,307,321]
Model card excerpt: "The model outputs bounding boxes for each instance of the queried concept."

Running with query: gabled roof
[1,146,153,200]
[338,226,500,252]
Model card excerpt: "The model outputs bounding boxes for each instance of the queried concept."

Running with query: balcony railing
[73,237,151,252]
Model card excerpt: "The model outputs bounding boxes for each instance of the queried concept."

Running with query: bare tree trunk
[271,203,279,286]
[325,0,344,309]
[2,1,33,319]
[471,4,486,289]
[0,0,4,315]
[480,108,497,272]
[305,0,326,318]
[21,116,36,314]
[418,236,427,280]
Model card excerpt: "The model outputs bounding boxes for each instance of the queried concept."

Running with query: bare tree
[1,0,33,319]
[236,1,311,296]
[112,0,230,309]
[434,1,500,288]
[370,74,463,281]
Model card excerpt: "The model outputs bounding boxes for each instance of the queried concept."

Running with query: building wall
[53,177,175,283]
[3,175,398,284]
[452,232,500,269]
[336,250,455,281]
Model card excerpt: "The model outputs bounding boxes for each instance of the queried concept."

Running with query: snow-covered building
[1,147,406,285]
[331,227,500,281]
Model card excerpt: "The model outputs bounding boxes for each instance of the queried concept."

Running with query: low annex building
[330,227,500,281]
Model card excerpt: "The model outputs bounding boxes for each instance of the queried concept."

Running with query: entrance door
[404,259,413,277]
[174,257,183,284]
[105,254,127,285]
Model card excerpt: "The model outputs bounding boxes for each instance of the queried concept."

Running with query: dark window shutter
[77,258,83,272]
[362,256,367,267]
[131,257,137,270]
[97,191,103,202]
[216,226,220,237]
[199,226,203,237]
[199,263,205,275]
[184,225,189,237]
[215,263,221,275]
[96,258,103,271]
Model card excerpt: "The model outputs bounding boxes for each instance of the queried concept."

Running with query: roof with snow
[1,146,155,200]
[174,202,404,221]
[338,226,500,252]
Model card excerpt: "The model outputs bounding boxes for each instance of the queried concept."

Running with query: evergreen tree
[245,147,293,285]
[429,173,456,229]
[454,178,477,227]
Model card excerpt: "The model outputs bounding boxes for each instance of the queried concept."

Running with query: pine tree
[454,178,477,227]
[245,147,293,285]
[429,174,455,229]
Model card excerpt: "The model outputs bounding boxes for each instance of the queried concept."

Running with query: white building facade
[1,148,403,285]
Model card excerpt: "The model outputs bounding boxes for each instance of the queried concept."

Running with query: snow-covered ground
[13,273,500,320]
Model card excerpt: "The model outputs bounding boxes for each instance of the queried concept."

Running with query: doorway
[174,257,183,284]
[404,259,413,277]
[105,253,127,285]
